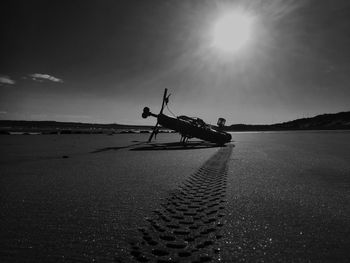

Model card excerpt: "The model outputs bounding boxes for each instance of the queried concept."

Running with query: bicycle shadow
[130,141,224,151]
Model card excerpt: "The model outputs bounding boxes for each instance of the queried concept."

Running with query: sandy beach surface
[1,131,350,262]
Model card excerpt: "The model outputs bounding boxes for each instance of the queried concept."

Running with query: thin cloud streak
[0,75,15,85]
[29,73,63,83]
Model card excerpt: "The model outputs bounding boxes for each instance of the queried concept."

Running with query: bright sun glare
[213,11,254,53]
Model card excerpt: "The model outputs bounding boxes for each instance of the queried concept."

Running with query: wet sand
[0,131,349,262]
[223,131,350,262]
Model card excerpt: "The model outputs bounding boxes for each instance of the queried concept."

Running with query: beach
[1,131,350,262]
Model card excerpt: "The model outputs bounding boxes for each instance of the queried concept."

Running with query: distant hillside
[0,120,150,129]
[1,111,350,134]
[0,120,152,134]
[226,111,350,131]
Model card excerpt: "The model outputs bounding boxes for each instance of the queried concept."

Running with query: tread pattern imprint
[129,144,234,263]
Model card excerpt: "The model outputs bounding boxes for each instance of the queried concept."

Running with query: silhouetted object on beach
[217,118,226,128]
[142,89,232,145]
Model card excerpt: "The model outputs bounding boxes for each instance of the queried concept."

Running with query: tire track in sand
[129,144,233,262]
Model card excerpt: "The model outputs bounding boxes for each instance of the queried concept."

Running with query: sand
[0,131,349,262]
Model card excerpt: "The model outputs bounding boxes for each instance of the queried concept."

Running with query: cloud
[29,73,63,83]
[0,75,15,85]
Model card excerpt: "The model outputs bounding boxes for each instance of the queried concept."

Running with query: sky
[1,0,350,125]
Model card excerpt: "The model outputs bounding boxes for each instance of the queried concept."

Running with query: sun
[212,11,254,53]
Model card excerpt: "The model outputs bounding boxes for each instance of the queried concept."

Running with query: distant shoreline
[1,111,349,134]
[1,129,350,136]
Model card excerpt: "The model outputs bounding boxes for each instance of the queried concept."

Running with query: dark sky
[1,0,350,124]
